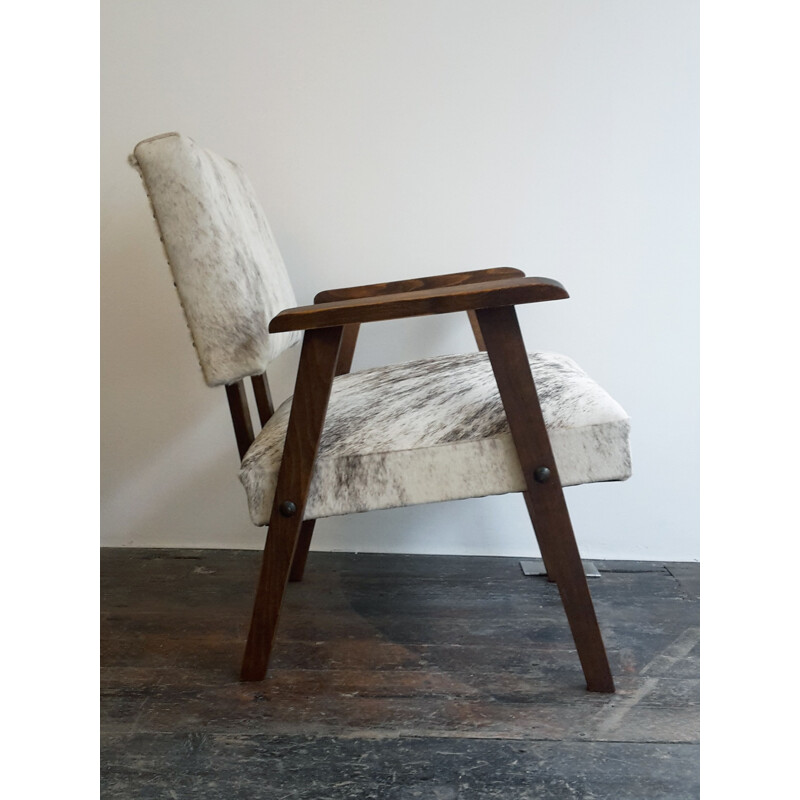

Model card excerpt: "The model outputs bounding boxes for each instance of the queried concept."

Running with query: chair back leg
[289,520,317,582]
[240,326,344,681]
[475,305,615,693]
[522,491,557,583]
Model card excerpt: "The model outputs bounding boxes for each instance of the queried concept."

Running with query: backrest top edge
[134,131,183,150]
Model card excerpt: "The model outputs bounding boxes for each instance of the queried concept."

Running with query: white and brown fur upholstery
[133,133,301,387]
[241,351,631,523]
[133,133,632,525]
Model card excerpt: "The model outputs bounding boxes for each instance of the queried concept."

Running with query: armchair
[132,132,631,693]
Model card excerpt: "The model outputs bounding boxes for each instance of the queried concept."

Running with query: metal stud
[279,500,297,517]
[534,466,551,484]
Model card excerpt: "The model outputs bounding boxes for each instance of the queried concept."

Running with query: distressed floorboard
[101,734,699,800]
[101,549,699,797]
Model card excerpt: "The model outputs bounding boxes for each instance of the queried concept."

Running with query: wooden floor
[101,549,699,799]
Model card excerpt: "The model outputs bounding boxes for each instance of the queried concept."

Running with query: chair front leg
[288,322,360,584]
[240,325,344,681]
[475,305,615,693]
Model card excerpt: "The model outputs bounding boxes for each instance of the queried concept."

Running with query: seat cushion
[239,351,631,525]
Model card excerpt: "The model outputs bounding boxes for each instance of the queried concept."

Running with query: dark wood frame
[229,268,614,692]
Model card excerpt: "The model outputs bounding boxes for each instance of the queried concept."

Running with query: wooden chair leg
[476,305,615,693]
[522,491,557,583]
[240,326,343,681]
[289,519,316,582]
[335,323,360,376]
[283,325,357,588]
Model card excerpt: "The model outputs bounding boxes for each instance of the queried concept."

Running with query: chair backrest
[132,132,302,386]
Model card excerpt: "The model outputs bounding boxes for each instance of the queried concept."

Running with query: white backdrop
[101,0,698,560]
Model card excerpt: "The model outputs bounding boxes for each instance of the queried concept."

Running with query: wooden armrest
[270,276,568,333]
[314,267,525,303]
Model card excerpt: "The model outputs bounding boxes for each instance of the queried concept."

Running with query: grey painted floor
[101,550,699,799]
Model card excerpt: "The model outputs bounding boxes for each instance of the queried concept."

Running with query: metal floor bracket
[520,559,601,578]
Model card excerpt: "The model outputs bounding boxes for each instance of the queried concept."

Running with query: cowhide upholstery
[132,133,301,387]
[133,132,632,527]
[240,351,631,524]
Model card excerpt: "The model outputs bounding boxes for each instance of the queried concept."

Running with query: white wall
[101,0,698,560]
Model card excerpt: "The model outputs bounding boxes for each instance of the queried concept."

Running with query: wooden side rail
[271,277,568,333]
[314,267,525,303]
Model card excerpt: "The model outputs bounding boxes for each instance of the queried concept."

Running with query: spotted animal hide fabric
[240,351,632,525]
[132,133,302,386]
